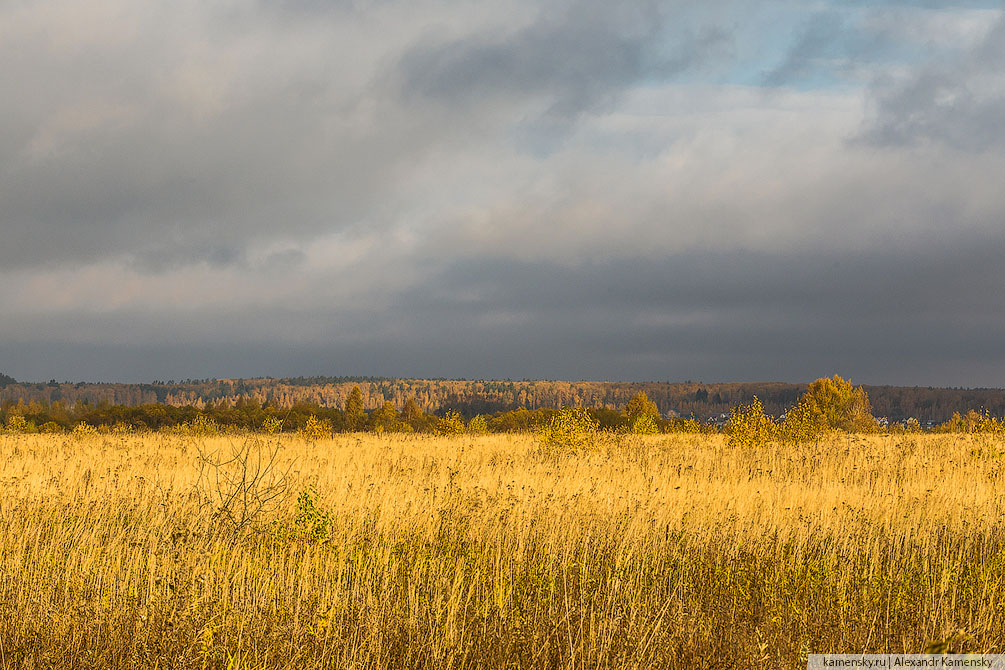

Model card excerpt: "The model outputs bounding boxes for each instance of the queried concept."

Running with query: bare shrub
[194,436,294,536]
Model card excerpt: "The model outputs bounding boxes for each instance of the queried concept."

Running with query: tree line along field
[4,372,1005,426]
[3,376,1004,437]
[1,427,1003,669]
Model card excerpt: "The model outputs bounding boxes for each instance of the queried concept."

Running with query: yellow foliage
[261,416,284,435]
[623,392,659,421]
[467,415,489,434]
[176,413,220,436]
[627,413,659,435]
[537,407,599,454]
[298,415,333,441]
[801,375,875,432]
[725,396,777,448]
[663,417,708,434]
[370,401,411,433]
[779,396,827,444]
[940,410,1005,435]
[39,421,64,434]
[3,414,33,434]
[435,410,466,436]
[71,422,99,438]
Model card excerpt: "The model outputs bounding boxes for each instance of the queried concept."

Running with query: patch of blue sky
[509,1,997,157]
[713,3,979,92]
[836,0,1000,9]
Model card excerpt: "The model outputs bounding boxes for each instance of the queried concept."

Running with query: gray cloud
[350,234,1005,385]
[0,0,737,272]
[3,1,1005,386]
[395,0,731,120]
[6,225,1005,386]
[858,14,1005,150]
[0,1,443,270]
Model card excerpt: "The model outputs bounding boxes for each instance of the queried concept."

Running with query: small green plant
[293,486,333,544]
[923,630,970,654]
[537,407,599,455]
[726,396,777,448]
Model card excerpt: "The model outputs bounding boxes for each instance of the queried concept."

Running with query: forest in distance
[1,371,1004,426]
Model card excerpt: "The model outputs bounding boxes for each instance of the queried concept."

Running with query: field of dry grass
[0,430,1003,668]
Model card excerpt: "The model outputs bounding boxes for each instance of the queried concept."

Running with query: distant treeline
[1,373,1004,423]
[0,396,704,435]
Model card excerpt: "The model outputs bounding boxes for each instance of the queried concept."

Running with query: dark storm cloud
[370,235,1005,384]
[413,232,1005,331]
[7,226,1005,386]
[859,14,1005,150]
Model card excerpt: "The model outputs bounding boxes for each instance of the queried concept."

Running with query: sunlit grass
[0,431,1002,668]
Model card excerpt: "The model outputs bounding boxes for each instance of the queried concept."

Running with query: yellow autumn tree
[343,386,366,432]
[781,375,875,439]
[726,396,776,447]
[623,392,660,434]
[369,401,410,433]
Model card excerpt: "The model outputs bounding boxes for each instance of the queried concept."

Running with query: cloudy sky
[2,0,1004,385]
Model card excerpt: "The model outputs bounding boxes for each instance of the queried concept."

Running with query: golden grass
[0,431,1003,668]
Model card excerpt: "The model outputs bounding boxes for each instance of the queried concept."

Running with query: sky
[2,0,1004,386]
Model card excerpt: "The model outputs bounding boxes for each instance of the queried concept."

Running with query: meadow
[0,430,1002,668]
